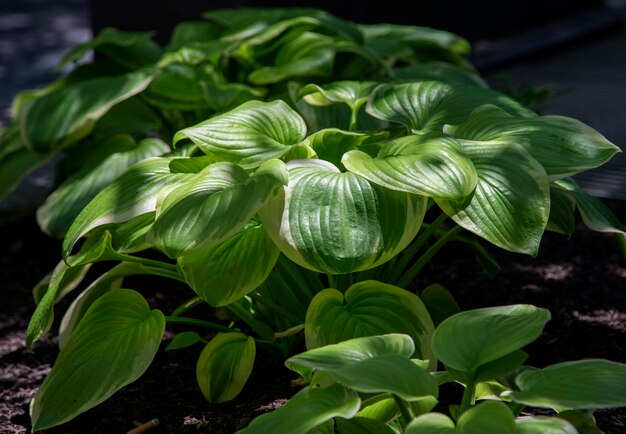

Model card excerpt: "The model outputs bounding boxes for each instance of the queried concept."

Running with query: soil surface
[1,201,625,434]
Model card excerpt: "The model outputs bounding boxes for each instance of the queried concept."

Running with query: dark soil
[1,201,625,434]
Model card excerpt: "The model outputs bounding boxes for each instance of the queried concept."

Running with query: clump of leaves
[6,8,624,433]
[240,305,626,434]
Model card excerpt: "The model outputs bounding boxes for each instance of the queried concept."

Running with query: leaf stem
[390,213,448,283]
[171,296,204,317]
[164,316,236,333]
[392,394,414,428]
[460,376,476,414]
[115,252,179,273]
[397,225,462,288]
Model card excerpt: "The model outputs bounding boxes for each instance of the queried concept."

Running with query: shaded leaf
[196,332,256,403]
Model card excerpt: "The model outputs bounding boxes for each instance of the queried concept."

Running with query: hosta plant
[239,305,626,434]
[6,8,624,433]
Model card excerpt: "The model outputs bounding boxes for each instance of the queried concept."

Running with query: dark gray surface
[0,0,90,125]
[483,3,626,199]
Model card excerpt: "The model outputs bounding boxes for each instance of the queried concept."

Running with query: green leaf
[515,417,578,434]
[432,305,550,374]
[436,140,550,255]
[356,395,398,423]
[178,219,280,306]
[26,261,91,349]
[555,178,626,253]
[143,64,213,111]
[196,332,256,403]
[237,384,360,434]
[420,284,461,326]
[58,262,163,348]
[288,333,415,371]
[62,157,198,258]
[406,401,515,434]
[37,136,168,237]
[366,82,532,133]
[0,146,52,200]
[557,410,603,434]
[173,100,307,169]
[261,159,427,274]
[546,184,576,236]
[149,159,287,258]
[405,412,455,434]
[21,70,154,152]
[30,289,164,431]
[201,82,266,112]
[456,401,515,434]
[474,350,528,382]
[299,81,379,111]
[336,417,397,434]
[391,62,487,87]
[165,21,222,52]
[166,331,204,351]
[446,105,620,180]
[303,128,388,168]
[56,28,160,71]
[304,282,435,364]
[510,359,626,410]
[248,32,335,85]
[342,133,477,201]
[90,97,162,139]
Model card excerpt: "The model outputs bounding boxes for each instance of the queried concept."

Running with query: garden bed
[1,200,624,433]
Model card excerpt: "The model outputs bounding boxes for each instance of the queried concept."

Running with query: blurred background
[1,0,625,198]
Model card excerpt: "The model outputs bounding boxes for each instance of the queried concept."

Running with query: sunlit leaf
[174,100,307,168]
[366,82,532,133]
[149,159,287,258]
[304,283,435,365]
[62,157,198,258]
[37,136,168,237]
[196,332,256,403]
[261,159,427,274]
[178,219,280,306]
[30,289,164,431]
[447,105,620,180]
[343,133,477,201]
[436,140,550,255]
[406,401,515,434]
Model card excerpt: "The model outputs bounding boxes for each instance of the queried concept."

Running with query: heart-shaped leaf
[510,359,626,410]
[22,70,154,152]
[432,305,550,375]
[304,282,435,364]
[515,417,578,434]
[406,401,515,434]
[178,219,280,306]
[149,159,287,258]
[342,133,477,201]
[196,332,256,403]
[37,136,168,237]
[173,100,307,169]
[261,159,427,274]
[237,384,360,434]
[366,82,532,133]
[30,289,164,431]
[446,105,620,180]
[436,140,550,255]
